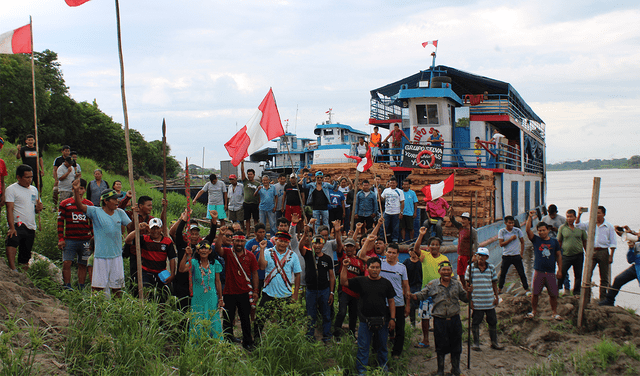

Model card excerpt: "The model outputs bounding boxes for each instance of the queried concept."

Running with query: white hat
[461,212,471,219]
[149,218,163,229]
[476,247,490,256]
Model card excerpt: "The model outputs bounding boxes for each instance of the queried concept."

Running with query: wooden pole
[349,170,360,233]
[474,191,478,228]
[114,0,143,300]
[161,119,167,231]
[377,184,388,242]
[283,136,307,225]
[577,177,601,327]
[28,16,42,230]
[467,193,474,370]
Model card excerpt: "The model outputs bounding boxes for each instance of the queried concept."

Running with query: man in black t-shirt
[15,134,43,189]
[341,256,396,374]
[300,232,335,342]
[284,174,305,230]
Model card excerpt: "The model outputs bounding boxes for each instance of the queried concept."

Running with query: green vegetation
[0,50,180,178]
[546,156,640,171]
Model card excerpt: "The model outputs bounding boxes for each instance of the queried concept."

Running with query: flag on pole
[0,24,31,54]
[421,40,438,48]
[224,88,284,166]
[421,173,454,201]
[65,0,92,6]
[344,147,373,173]
[325,108,332,114]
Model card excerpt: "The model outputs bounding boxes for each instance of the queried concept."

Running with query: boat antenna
[326,108,333,124]
[429,45,438,83]
[295,104,298,134]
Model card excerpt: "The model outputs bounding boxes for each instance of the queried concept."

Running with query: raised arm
[358,233,377,262]
[414,227,428,262]
[526,210,535,240]
[179,245,193,273]
[72,179,88,213]
[333,219,343,255]
[340,258,351,287]
[257,239,268,270]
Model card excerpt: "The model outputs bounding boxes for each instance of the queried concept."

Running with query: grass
[0,308,47,376]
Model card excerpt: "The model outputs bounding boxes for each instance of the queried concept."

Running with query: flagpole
[28,16,42,230]
[115,0,143,300]
[283,136,307,226]
[161,119,167,232]
[467,193,474,370]
[349,170,360,233]
[376,186,388,242]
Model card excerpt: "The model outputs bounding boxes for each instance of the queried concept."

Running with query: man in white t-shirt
[273,173,287,219]
[381,177,404,243]
[497,215,529,293]
[56,157,76,201]
[193,174,227,221]
[5,165,43,271]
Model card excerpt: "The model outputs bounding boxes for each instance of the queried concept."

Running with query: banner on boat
[402,144,443,169]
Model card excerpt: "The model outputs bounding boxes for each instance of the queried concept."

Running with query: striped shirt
[465,263,497,310]
[140,235,177,274]
[57,197,94,241]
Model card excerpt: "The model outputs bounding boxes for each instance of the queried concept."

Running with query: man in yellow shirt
[413,227,449,348]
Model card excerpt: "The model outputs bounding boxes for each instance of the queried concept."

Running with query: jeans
[390,306,406,356]
[312,210,330,232]
[259,210,276,235]
[305,287,332,340]
[422,218,443,241]
[559,253,584,295]
[334,292,358,336]
[356,321,389,375]
[499,255,529,290]
[383,213,400,242]
[223,293,253,348]
[605,265,637,303]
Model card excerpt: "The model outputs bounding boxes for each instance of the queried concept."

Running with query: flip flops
[525,312,535,319]
[414,342,430,348]
[553,314,563,321]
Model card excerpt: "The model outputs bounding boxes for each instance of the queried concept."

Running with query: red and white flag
[0,24,31,54]
[224,88,284,166]
[325,108,332,114]
[344,147,373,173]
[65,0,92,6]
[421,40,438,48]
[421,173,454,201]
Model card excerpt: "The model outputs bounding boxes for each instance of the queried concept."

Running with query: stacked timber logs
[407,168,495,234]
[309,162,394,182]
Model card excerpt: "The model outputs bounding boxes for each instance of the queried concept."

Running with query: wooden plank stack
[407,168,496,234]
[309,162,395,182]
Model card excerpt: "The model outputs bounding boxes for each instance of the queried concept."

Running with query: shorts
[63,239,92,265]
[532,270,558,296]
[243,203,259,221]
[399,214,414,230]
[418,297,434,319]
[92,256,125,289]
[207,204,227,219]
[5,225,36,264]
[457,255,470,278]
[228,208,244,222]
[285,205,302,222]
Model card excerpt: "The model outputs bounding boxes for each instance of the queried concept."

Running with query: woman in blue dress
[179,240,223,341]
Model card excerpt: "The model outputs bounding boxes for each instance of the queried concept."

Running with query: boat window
[324,129,333,135]
[416,104,439,125]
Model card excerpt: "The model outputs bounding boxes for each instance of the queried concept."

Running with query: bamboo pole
[349,170,360,233]
[161,119,167,232]
[114,0,143,300]
[29,16,42,230]
[467,193,474,370]
[376,184,388,241]
[577,177,601,327]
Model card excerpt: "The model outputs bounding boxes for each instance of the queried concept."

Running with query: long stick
[283,136,307,225]
[467,193,474,370]
[577,177,601,327]
[377,183,388,241]
[349,170,360,233]
[29,16,42,230]
[161,119,167,231]
[115,0,143,300]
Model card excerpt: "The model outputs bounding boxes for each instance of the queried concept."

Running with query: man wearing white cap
[450,212,478,288]
[466,247,502,351]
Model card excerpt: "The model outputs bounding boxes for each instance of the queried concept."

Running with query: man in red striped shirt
[57,178,93,290]
[125,218,177,294]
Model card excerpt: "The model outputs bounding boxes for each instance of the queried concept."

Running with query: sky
[1,0,639,166]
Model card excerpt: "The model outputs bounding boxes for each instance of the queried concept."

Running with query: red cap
[229,174,237,179]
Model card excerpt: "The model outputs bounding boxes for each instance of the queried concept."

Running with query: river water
[546,169,640,311]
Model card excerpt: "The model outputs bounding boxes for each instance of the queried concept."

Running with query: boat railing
[375,141,544,174]
[466,94,545,139]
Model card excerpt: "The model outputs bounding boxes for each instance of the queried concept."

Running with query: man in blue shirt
[254,175,277,235]
[400,179,419,241]
[354,179,378,230]
[72,179,131,296]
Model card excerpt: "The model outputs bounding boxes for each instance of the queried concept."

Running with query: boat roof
[370,65,544,124]
[313,123,369,136]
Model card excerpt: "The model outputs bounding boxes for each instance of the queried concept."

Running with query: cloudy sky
[2,0,638,166]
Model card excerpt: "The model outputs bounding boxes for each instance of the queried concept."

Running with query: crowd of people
[2,135,638,375]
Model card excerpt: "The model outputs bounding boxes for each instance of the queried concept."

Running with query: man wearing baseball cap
[450,212,478,287]
[125,217,177,297]
[465,247,502,351]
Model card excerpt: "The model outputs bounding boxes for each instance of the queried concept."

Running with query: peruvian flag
[65,0,91,6]
[344,147,373,173]
[224,88,284,166]
[421,40,438,48]
[0,24,31,54]
[422,173,454,201]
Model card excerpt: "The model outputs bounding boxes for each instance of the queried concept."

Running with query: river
[546,169,640,311]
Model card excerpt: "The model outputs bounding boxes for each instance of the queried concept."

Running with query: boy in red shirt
[334,237,366,337]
